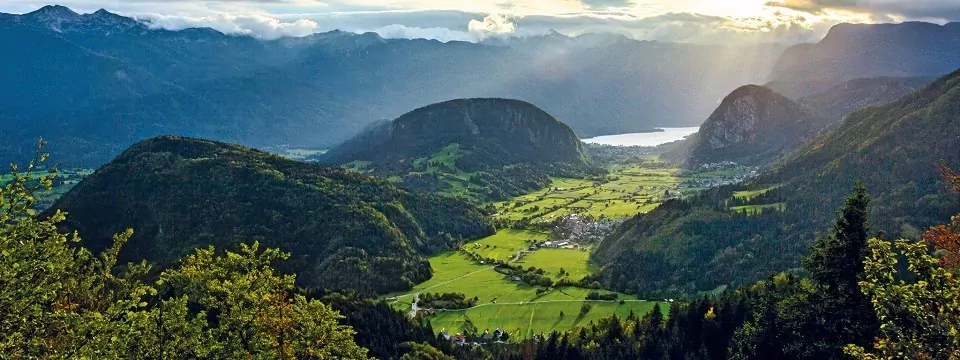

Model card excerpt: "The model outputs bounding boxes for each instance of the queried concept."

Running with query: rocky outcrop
[686,85,825,166]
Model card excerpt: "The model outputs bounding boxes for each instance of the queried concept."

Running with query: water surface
[581,127,699,147]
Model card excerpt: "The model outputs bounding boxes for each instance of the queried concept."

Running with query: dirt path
[393,266,496,301]
[434,299,652,312]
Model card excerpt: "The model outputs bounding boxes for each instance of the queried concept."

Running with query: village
[440,327,508,347]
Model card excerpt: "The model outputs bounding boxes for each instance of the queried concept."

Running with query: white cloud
[2,0,955,43]
[141,13,320,39]
[467,14,517,38]
[373,24,475,42]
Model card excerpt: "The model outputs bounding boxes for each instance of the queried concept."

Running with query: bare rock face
[687,85,825,166]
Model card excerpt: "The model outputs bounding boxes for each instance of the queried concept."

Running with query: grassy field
[731,203,787,215]
[466,229,549,262]
[521,248,594,279]
[733,186,780,201]
[388,161,752,342]
[0,168,94,210]
[492,164,696,223]
[388,248,662,340]
[428,295,661,340]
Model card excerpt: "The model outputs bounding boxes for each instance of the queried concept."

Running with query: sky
[2,0,959,43]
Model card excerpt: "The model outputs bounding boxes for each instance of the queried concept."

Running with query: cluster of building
[441,328,506,346]
[532,240,580,250]
[695,161,739,170]
[553,214,621,244]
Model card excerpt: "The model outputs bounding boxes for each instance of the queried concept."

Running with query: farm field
[428,294,661,340]
[733,186,779,200]
[492,164,723,223]
[388,248,662,340]
[389,160,753,342]
[1,168,94,210]
[731,202,787,215]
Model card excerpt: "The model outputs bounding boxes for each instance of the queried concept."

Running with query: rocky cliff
[686,85,825,166]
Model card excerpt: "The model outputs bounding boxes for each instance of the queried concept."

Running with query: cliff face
[687,85,825,166]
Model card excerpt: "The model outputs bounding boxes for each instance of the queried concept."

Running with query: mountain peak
[30,5,79,16]
[91,8,116,17]
[25,5,80,24]
[686,84,823,166]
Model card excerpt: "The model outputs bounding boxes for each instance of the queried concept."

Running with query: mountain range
[1,5,786,166]
[768,21,960,97]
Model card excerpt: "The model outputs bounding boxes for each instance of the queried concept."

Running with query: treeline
[585,292,618,301]
[417,293,478,310]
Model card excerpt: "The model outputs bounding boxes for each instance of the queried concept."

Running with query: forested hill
[323,98,587,168]
[592,69,960,297]
[685,85,825,166]
[320,98,595,201]
[46,136,494,295]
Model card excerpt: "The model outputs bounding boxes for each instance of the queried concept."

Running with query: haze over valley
[3,1,960,359]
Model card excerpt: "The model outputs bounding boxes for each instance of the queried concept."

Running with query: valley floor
[388,161,753,342]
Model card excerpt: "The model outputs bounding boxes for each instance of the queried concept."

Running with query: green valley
[388,157,753,341]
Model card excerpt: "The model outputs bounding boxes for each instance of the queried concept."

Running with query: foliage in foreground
[0,153,368,359]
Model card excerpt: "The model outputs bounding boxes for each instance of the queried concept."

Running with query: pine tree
[802,182,878,358]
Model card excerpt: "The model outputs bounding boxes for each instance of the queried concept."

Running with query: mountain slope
[593,69,960,297]
[770,22,960,94]
[324,99,587,169]
[0,6,783,166]
[685,85,825,166]
[796,76,932,122]
[47,136,494,295]
[321,99,592,201]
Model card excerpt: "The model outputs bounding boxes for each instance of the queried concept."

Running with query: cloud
[5,0,939,44]
[467,14,517,38]
[579,0,634,10]
[764,0,858,14]
[142,13,320,39]
[134,9,831,44]
[373,24,475,42]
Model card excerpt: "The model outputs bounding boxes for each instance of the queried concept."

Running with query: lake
[581,127,699,147]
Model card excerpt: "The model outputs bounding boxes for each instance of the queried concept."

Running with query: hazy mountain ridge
[46,136,494,295]
[796,76,933,122]
[770,21,960,94]
[1,5,782,166]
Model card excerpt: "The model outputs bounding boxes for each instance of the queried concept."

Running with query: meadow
[731,203,787,215]
[493,165,704,223]
[388,161,753,341]
[389,248,662,340]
